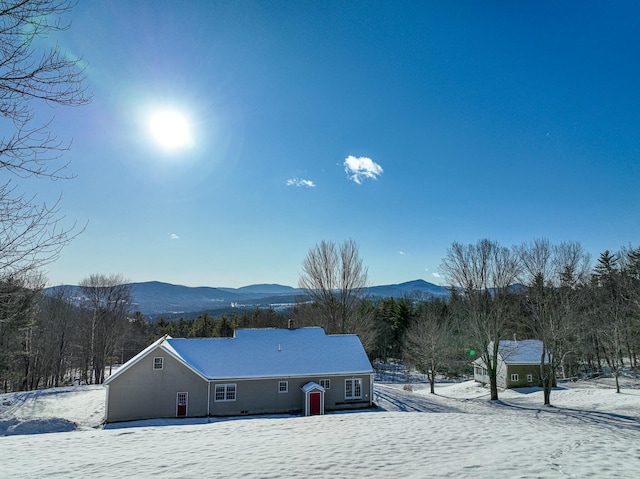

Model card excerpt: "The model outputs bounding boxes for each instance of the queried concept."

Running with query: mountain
[365,279,449,299]
[44,279,447,319]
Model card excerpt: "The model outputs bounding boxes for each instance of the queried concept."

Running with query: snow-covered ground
[1,378,640,478]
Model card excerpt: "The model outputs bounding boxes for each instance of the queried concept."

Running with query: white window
[278,381,288,393]
[527,374,533,383]
[153,357,164,370]
[511,373,519,382]
[345,378,362,400]
[320,379,330,389]
[215,384,236,402]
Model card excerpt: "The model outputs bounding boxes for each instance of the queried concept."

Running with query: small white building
[473,339,549,389]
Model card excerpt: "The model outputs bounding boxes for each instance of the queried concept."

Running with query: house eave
[204,370,375,382]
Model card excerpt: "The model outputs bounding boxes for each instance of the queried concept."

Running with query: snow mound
[0,385,105,434]
[0,417,77,436]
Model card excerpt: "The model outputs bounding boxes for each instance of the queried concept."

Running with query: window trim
[527,374,533,383]
[176,392,188,416]
[214,383,237,402]
[278,381,288,393]
[319,379,330,389]
[345,378,362,400]
[153,356,164,370]
[510,373,519,382]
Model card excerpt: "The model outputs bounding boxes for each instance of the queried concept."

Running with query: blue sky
[37,1,639,288]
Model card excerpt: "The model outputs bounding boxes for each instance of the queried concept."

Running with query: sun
[148,110,193,150]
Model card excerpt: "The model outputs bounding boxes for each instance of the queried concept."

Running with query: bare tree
[404,299,453,394]
[440,239,521,400]
[298,239,369,335]
[1,0,89,279]
[79,274,131,384]
[36,284,80,387]
[591,251,628,393]
[0,272,45,391]
[517,239,591,405]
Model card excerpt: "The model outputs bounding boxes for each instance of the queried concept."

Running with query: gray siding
[106,348,208,422]
[209,374,373,416]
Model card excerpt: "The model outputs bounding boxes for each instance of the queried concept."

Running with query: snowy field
[1,378,640,478]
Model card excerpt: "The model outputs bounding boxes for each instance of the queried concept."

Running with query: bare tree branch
[1,0,88,280]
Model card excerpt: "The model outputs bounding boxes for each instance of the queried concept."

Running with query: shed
[104,327,374,422]
[473,339,552,389]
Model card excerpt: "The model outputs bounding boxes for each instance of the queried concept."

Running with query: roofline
[203,370,375,382]
[104,334,171,384]
[159,342,210,382]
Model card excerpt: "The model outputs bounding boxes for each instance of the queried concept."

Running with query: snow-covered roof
[301,381,325,393]
[498,340,546,364]
[161,327,373,380]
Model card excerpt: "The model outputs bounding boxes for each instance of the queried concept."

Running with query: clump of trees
[437,239,640,404]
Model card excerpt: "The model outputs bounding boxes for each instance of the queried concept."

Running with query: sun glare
[148,110,193,150]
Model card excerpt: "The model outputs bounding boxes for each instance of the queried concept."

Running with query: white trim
[153,356,164,370]
[345,378,362,400]
[301,381,325,416]
[214,383,237,402]
[104,384,109,423]
[278,381,288,393]
[207,382,211,416]
[104,335,169,385]
[159,344,210,382]
[176,391,188,417]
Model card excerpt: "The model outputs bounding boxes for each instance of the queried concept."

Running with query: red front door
[310,392,321,415]
[177,392,188,417]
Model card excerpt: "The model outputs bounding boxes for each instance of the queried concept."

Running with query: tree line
[1,238,640,408]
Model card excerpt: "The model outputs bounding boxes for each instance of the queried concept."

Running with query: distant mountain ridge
[45,279,448,319]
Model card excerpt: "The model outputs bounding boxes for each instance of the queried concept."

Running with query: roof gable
[164,327,373,380]
[104,335,170,384]
[301,381,325,393]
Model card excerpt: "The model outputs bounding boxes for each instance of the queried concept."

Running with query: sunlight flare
[148,110,193,150]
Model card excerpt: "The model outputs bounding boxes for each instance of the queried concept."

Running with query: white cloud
[424,268,429,272]
[343,155,383,184]
[432,272,441,279]
[399,251,406,256]
[169,233,180,240]
[286,177,316,188]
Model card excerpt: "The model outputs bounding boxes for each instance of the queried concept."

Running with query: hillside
[1,377,639,477]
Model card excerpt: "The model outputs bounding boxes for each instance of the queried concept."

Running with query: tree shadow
[488,400,640,433]
[373,384,464,413]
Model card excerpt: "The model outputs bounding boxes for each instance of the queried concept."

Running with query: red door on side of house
[177,392,188,417]
[310,391,321,415]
